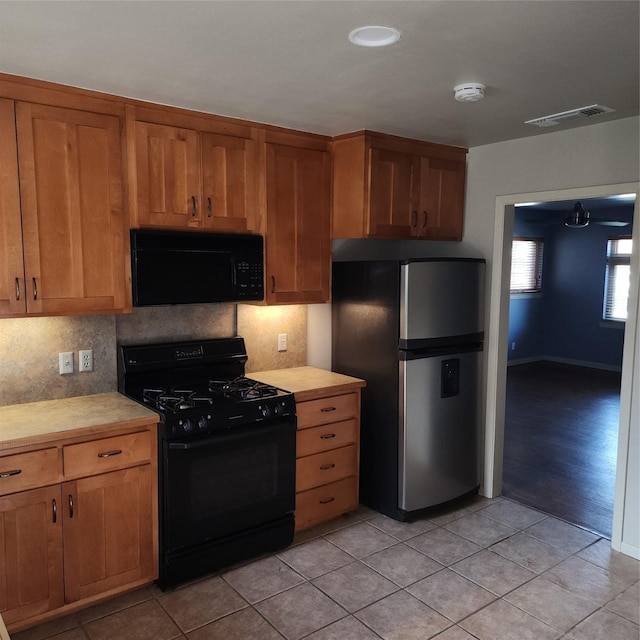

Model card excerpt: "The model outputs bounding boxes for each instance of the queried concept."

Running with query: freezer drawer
[399,348,481,512]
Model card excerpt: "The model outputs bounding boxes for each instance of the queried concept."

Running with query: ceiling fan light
[564,201,590,227]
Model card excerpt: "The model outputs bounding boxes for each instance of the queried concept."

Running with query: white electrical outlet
[79,349,93,372]
[59,352,74,375]
[277,333,287,352]
[511,342,516,351]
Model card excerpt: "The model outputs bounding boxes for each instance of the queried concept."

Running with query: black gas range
[118,337,296,589]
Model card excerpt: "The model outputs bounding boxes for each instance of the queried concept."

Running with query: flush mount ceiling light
[348,26,401,47]
[453,83,486,102]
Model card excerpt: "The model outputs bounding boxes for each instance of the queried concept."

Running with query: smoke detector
[525,104,615,128]
[454,83,486,102]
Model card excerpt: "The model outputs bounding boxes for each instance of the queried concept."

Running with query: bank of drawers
[295,391,360,530]
[0,430,153,496]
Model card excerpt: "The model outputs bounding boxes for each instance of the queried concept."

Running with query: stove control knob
[180,419,194,433]
[260,404,272,419]
[198,416,210,431]
[274,403,283,416]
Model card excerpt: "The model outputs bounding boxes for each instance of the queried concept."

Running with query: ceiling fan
[523,201,631,228]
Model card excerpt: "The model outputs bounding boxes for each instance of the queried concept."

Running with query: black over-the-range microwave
[130,229,264,306]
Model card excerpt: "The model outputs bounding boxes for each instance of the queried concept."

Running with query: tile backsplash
[0,303,308,407]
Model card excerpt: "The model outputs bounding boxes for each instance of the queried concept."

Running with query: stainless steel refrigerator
[332,258,485,521]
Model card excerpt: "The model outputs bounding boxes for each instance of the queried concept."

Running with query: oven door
[162,417,296,554]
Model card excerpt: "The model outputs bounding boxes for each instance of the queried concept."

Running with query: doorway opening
[483,183,638,554]
[502,196,633,537]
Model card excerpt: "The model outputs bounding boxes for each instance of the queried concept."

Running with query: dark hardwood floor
[503,360,621,538]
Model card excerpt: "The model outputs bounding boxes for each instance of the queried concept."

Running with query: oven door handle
[167,421,293,450]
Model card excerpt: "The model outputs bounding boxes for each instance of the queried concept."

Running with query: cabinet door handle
[68,494,74,518]
[412,210,417,227]
[320,433,336,440]
[191,195,197,217]
[207,197,213,218]
[271,276,276,294]
[15,277,20,301]
[320,463,336,471]
[52,498,57,524]
[320,407,336,413]
[0,469,21,479]
[319,497,335,504]
[32,277,38,300]
[97,449,122,458]
[422,211,428,228]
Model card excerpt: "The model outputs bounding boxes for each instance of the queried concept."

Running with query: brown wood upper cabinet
[332,131,467,241]
[0,98,130,317]
[262,130,331,304]
[129,106,258,233]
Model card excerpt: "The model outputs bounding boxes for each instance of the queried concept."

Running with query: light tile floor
[12,497,640,640]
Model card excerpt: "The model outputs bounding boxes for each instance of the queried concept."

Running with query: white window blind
[510,238,544,293]
[603,237,632,321]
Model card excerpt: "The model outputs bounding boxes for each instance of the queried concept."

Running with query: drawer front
[295,477,358,531]
[296,419,358,458]
[0,448,59,495]
[63,431,152,478]
[296,444,357,493]
[296,393,358,430]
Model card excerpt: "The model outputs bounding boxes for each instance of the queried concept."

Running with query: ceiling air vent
[525,104,615,128]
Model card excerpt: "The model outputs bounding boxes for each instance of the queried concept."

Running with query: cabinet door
[368,147,416,238]
[134,121,200,228]
[0,485,64,626]
[16,102,129,315]
[265,142,330,304]
[416,156,465,240]
[201,132,256,232]
[0,99,26,316]
[63,465,154,603]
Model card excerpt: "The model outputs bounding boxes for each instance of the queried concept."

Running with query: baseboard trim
[618,541,640,560]
[507,356,622,373]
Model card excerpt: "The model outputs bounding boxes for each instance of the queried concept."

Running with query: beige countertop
[250,366,366,402]
[0,392,158,451]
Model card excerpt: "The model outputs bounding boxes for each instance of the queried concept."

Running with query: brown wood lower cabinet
[0,485,64,624]
[294,391,361,531]
[0,421,158,632]
[63,465,154,603]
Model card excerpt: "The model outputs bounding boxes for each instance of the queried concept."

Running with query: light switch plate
[59,352,74,374]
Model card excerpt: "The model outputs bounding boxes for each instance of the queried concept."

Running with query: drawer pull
[319,497,335,504]
[320,407,336,413]
[68,494,74,518]
[320,463,336,471]
[52,498,57,524]
[15,277,20,301]
[191,195,197,217]
[97,449,122,458]
[33,277,38,300]
[320,433,336,440]
[0,469,21,479]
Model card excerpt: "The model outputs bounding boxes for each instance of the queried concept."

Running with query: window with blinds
[603,236,632,322]
[510,238,544,293]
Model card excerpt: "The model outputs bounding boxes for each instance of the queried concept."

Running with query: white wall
[466,116,639,558]
[309,115,640,557]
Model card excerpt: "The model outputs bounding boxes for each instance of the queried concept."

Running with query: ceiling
[0,1,638,148]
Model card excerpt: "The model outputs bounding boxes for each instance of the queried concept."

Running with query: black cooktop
[118,338,295,438]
